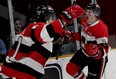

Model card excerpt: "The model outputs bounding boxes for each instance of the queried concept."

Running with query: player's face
[85,9,95,19]
[48,17,54,23]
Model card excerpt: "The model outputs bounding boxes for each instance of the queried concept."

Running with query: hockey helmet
[85,3,101,16]
[36,5,56,22]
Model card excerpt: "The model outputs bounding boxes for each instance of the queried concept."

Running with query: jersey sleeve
[95,21,110,55]
[34,19,64,43]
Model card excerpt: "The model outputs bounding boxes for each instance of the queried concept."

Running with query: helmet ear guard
[36,5,56,22]
[85,3,101,17]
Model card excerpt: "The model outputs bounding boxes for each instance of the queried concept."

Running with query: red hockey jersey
[2,19,64,79]
[80,17,110,57]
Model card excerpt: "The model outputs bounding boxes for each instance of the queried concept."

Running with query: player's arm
[36,5,84,42]
[96,37,110,57]
[49,4,84,36]
[84,37,110,60]
[38,4,84,43]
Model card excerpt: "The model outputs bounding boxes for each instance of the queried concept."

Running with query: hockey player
[65,3,110,79]
[1,4,84,79]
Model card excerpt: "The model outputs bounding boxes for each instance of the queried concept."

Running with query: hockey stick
[55,38,64,60]
[9,36,23,62]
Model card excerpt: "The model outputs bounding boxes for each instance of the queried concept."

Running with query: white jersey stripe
[18,57,44,74]
[6,56,44,74]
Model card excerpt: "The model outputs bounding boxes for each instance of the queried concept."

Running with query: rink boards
[0,49,116,79]
[41,49,116,79]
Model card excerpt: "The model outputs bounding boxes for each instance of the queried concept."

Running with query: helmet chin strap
[46,21,50,24]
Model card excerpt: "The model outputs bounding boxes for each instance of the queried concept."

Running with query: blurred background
[0,0,116,51]
[0,0,116,79]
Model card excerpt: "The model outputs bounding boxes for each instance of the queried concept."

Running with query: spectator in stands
[14,17,22,35]
[0,38,7,63]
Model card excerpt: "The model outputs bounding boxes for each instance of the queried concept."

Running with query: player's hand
[85,43,99,57]
[64,30,73,38]
[64,30,81,41]
[60,4,84,24]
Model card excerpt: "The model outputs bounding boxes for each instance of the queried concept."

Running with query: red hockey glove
[60,4,84,24]
[64,30,81,41]
[64,30,73,38]
[84,44,102,59]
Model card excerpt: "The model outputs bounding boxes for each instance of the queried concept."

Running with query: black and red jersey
[80,17,110,56]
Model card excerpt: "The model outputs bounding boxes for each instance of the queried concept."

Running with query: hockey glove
[84,43,102,59]
[64,30,81,41]
[64,30,73,38]
[60,4,84,24]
